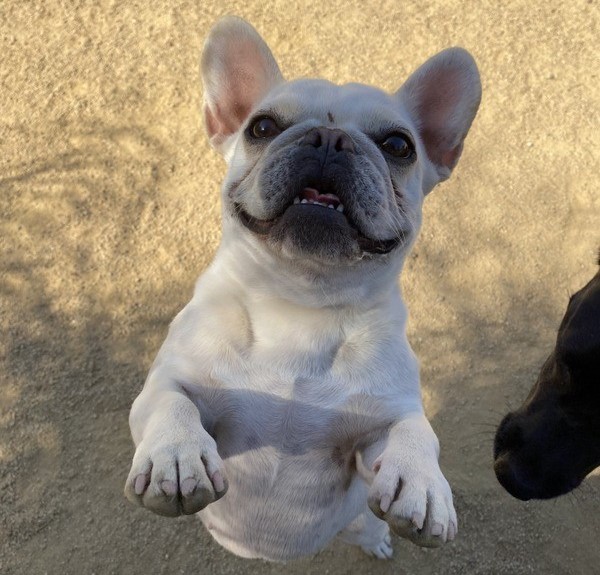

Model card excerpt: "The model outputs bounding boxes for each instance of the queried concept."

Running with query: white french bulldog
[124,16,481,561]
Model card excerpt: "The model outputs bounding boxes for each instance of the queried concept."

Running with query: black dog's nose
[493,413,535,500]
[494,413,523,457]
[301,127,355,153]
[493,455,533,501]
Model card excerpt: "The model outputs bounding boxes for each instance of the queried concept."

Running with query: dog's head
[201,17,480,278]
[494,260,600,500]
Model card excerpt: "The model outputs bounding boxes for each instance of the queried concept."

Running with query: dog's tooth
[301,199,308,204]
[293,197,300,204]
[336,204,344,212]
[328,204,334,209]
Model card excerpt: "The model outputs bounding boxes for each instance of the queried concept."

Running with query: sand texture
[1,1,599,574]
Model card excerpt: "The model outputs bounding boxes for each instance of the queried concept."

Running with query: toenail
[379,495,392,513]
[411,513,425,530]
[134,474,148,495]
[181,478,197,496]
[211,471,225,493]
[161,480,177,496]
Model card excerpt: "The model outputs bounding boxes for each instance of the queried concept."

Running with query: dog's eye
[380,133,414,159]
[249,116,282,139]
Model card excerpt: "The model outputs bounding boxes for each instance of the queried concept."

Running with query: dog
[494,254,600,500]
[124,16,481,561]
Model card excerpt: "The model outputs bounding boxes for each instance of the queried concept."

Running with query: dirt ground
[1,1,599,574]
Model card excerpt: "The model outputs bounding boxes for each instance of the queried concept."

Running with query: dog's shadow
[185,383,401,463]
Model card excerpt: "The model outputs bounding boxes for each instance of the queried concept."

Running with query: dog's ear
[201,17,283,153]
[397,48,481,184]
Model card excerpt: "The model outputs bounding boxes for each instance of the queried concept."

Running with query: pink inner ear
[225,62,259,124]
[206,40,278,140]
[204,104,224,140]
[202,18,285,149]
[417,69,465,169]
[204,97,253,142]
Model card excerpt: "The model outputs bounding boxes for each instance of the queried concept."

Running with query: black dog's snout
[493,455,532,501]
[301,127,355,154]
[494,413,536,500]
[494,412,523,457]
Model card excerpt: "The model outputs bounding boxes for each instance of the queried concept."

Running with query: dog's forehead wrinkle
[262,79,406,130]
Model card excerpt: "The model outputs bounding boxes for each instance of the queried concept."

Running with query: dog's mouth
[236,187,401,255]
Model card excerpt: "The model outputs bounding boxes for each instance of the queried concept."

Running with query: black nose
[493,455,533,501]
[494,413,523,458]
[301,127,355,153]
[494,413,534,500]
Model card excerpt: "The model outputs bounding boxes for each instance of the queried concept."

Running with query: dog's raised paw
[361,531,394,559]
[367,454,457,548]
[124,436,227,517]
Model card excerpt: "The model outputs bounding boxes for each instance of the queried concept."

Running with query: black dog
[494,253,600,500]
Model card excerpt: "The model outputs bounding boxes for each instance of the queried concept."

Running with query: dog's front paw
[124,435,227,517]
[367,455,457,548]
[361,529,394,560]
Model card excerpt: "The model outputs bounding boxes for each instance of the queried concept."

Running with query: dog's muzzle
[235,127,403,257]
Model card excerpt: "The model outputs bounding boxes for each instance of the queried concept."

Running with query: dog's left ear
[201,17,284,153]
[397,48,481,185]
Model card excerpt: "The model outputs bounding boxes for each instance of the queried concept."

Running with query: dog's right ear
[396,48,481,187]
[201,17,283,154]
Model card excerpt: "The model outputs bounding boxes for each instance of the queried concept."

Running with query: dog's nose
[493,412,524,457]
[301,127,355,153]
[493,455,533,501]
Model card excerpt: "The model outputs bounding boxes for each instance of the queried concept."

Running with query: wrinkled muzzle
[232,126,408,262]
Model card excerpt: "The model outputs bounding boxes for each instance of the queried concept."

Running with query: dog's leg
[123,375,227,517]
[364,414,457,548]
[337,506,393,559]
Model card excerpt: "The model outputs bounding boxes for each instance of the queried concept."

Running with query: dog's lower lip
[236,207,276,236]
[357,236,400,254]
[235,203,402,254]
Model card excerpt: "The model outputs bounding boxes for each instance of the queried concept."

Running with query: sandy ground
[1,1,599,574]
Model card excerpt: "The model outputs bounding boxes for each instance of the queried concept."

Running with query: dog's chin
[236,203,402,263]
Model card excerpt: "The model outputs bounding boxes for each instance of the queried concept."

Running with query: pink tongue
[300,187,340,207]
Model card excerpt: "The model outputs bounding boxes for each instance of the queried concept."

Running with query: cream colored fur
[124,16,480,561]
